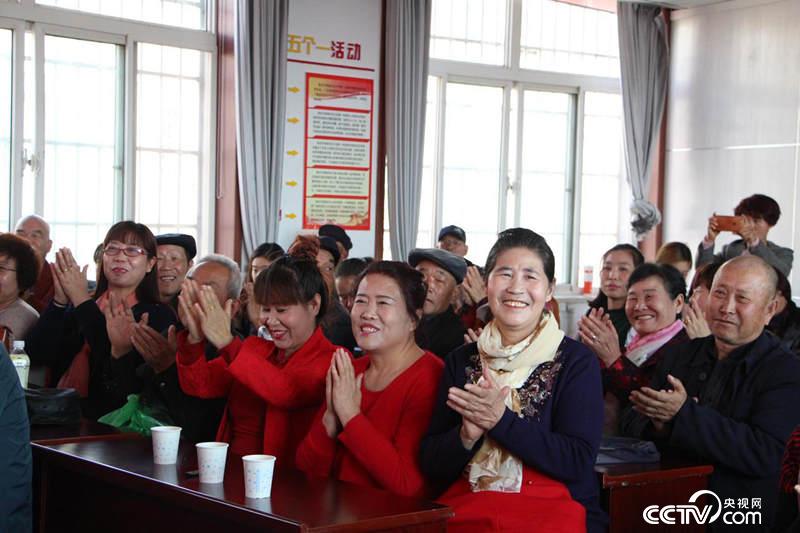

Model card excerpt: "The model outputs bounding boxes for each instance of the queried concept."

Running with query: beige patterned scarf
[467,311,564,492]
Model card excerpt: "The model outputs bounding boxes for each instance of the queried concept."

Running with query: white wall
[662,0,800,296]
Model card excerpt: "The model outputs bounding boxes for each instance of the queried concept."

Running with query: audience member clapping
[621,255,800,530]
[296,261,443,498]
[26,221,177,418]
[420,228,605,533]
[682,261,723,339]
[175,250,340,465]
[580,263,689,434]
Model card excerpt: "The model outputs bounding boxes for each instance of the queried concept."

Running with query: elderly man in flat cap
[155,233,196,312]
[408,248,468,359]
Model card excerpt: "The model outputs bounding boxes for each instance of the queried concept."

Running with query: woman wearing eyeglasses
[27,221,177,418]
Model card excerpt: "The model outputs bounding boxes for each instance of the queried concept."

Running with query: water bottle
[10,340,30,389]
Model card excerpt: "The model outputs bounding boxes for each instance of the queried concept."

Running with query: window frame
[424,0,626,287]
[0,0,217,254]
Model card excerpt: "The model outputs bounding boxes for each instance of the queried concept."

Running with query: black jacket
[621,332,800,531]
[138,344,226,443]
[417,307,466,359]
[27,299,177,419]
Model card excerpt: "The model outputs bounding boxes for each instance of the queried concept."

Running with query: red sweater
[296,351,443,499]
[176,327,337,469]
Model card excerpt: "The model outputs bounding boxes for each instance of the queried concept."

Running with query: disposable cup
[196,442,229,484]
[151,426,182,465]
[242,454,276,498]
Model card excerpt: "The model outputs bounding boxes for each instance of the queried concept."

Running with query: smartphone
[714,215,744,233]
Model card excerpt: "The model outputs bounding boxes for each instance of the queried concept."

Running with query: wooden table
[596,460,714,533]
[33,437,452,532]
[29,419,129,444]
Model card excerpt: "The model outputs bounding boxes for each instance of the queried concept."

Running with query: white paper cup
[151,426,182,465]
[242,454,276,499]
[196,442,229,484]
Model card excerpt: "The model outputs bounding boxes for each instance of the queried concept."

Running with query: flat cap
[408,248,468,284]
[318,236,341,266]
[437,225,467,243]
[319,224,353,250]
[155,233,197,260]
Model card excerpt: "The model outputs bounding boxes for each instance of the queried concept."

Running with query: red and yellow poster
[302,73,373,230]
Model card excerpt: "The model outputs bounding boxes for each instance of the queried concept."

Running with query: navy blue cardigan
[420,336,606,533]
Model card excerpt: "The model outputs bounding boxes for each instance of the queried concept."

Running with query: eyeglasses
[0,265,17,273]
[104,245,147,257]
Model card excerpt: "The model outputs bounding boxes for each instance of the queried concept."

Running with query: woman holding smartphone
[697,194,793,276]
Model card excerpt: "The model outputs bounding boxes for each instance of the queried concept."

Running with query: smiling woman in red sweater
[176,250,339,468]
[296,261,443,498]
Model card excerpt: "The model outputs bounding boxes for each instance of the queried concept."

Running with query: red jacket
[296,351,443,498]
[177,327,337,469]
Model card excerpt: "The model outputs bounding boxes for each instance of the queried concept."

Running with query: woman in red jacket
[176,252,339,467]
[296,261,443,498]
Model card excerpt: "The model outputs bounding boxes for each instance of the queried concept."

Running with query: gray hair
[188,253,243,300]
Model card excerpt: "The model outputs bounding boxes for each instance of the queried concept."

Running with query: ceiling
[619,0,732,8]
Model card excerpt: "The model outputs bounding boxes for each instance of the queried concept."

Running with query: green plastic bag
[98,394,167,437]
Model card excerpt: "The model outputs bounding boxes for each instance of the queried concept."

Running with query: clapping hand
[192,285,234,350]
[447,366,509,433]
[629,374,688,423]
[104,291,142,358]
[132,321,178,374]
[578,308,622,367]
[683,297,711,339]
[54,248,91,307]
[178,279,204,344]
[462,266,487,305]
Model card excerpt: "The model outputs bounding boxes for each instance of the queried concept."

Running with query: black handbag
[25,387,82,425]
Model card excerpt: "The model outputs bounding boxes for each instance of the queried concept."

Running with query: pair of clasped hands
[578,308,691,433]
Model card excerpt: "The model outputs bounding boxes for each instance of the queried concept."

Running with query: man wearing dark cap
[155,233,197,311]
[437,225,468,259]
[319,224,352,261]
[408,248,468,359]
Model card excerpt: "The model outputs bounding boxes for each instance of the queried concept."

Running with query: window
[136,43,211,242]
[0,5,215,272]
[578,91,629,286]
[0,30,11,232]
[36,0,208,30]
[520,0,620,77]
[441,82,504,265]
[430,0,507,65]
[397,0,629,285]
[42,36,122,272]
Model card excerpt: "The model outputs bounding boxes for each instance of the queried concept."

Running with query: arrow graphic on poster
[287,117,299,124]
[285,213,297,219]
[286,150,298,156]
[286,180,298,187]
[288,87,300,93]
